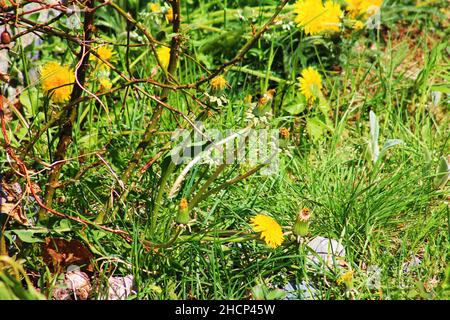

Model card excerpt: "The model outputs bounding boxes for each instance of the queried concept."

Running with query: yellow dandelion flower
[337,270,354,285]
[298,67,322,100]
[322,1,342,32]
[210,75,228,91]
[345,0,382,18]
[345,0,362,18]
[99,78,112,91]
[360,0,382,17]
[293,0,342,35]
[156,46,171,70]
[40,61,74,103]
[90,46,116,70]
[149,3,160,13]
[294,0,325,35]
[353,20,365,29]
[166,7,173,23]
[250,215,284,248]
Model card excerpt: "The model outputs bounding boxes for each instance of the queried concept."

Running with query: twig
[38,0,96,221]
[175,0,290,90]
[0,98,181,251]
[99,0,184,225]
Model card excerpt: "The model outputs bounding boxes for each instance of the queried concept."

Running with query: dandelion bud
[1,30,11,45]
[176,198,189,224]
[293,208,311,237]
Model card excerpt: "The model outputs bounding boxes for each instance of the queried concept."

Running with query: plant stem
[38,0,96,222]
[97,0,183,225]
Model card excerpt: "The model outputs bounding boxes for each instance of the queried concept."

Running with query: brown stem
[8,12,66,42]
[0,98,174,251]
[176,0,290,90]
[38,0,96,222]
[100,0,289,224]
[96,0,183,224]
[122,0,182,184]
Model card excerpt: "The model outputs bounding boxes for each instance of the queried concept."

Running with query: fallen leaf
[0,71,9,83]
[42,238,94,273]
[0,197,29,225]
[0,178,38,227]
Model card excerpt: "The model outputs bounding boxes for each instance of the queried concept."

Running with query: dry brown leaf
[0,200,29,225]
[42,238,94,273]
[0,71,9,83]
[0,178,29,225]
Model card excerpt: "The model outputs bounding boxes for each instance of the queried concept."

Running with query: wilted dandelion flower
[279,127,290,139]
[298,208,311,221]
[293,0,342,35]
[293,208,311,237]
[40,61,74,103]
[99,78,112,91]
[210,75,228,90]
[298,67,322,100]
[250,215,284,248]
[156,46,171,70]
[279,127,290,148]
[176,198,189,225]
[91,46,116,70]
[258,89,276,106]
[179,198,188,210]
